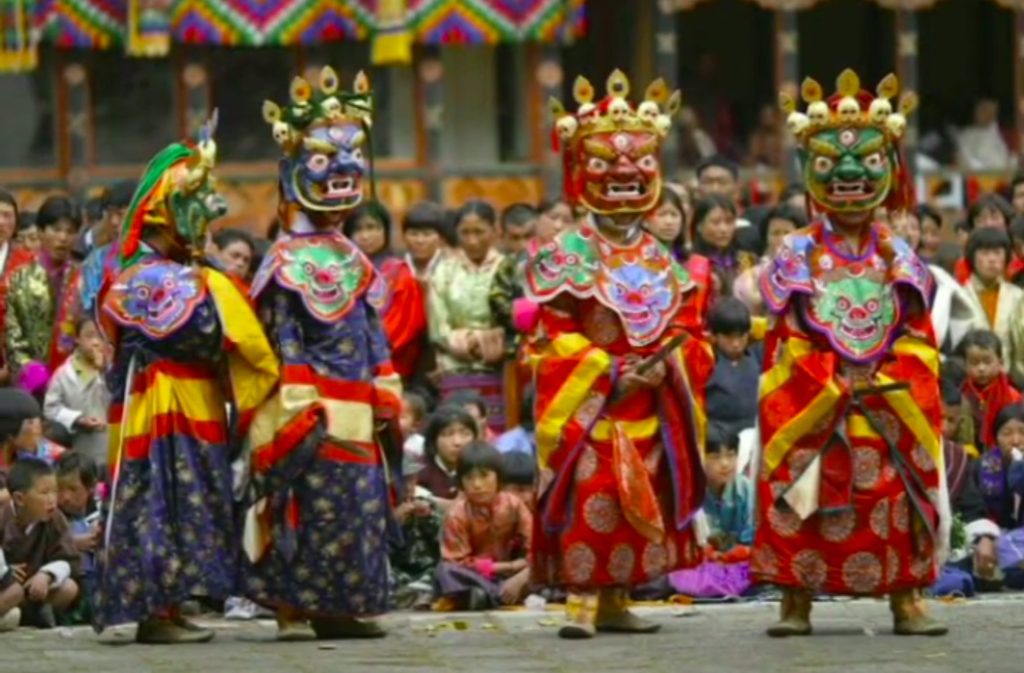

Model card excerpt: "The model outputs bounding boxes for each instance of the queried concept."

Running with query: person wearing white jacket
[42,319,109,473]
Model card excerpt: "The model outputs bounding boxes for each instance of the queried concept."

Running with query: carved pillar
[60,58,90,191]
[180,60,211,137]
[775,9,800,182]
[536,45,564,200]
[895,9,919,167]
[655,0,680,178]
[418,46,444,202]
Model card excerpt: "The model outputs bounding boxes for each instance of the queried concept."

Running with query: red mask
[573,130,662,215]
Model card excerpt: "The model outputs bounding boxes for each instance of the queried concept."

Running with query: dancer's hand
[638,361,666,388]
[618,359,665,394]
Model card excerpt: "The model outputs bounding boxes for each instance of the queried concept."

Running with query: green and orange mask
[781,69,917,218]
[802,126,894,215]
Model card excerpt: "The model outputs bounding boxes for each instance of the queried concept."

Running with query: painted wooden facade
[1,0,1024,232]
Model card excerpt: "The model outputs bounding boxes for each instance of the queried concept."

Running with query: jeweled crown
[261,66,373,156]
[550,69,682,148]
[780,68,918,146]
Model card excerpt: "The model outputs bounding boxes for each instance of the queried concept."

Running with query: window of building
[0,49,56,169]
[90,51,177,165]
[205,47,300,163]
[441,44,530,168]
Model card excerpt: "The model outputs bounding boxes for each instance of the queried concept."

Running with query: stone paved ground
[5,598,1024,673]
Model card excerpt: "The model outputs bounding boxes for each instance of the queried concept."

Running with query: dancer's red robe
[752,221,945,596]
[525,226,713,589]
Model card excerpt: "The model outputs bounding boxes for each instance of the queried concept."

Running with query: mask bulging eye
[306,154,330,173]
[863,152,884,171]
[814,156,834,173]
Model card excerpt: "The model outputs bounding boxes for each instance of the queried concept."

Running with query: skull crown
[262,66,373,156]
[779,68,917,146]
[549,69,683,148]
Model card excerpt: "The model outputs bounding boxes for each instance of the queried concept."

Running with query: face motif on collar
[575,130,662,215]
[276,237,370,322]
[284,121,366,214]
[809,274,896,360]
[105,261,206,339]
[803,126,893,215]
[597,254,675,344]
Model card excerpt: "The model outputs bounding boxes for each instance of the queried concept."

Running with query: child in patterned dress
[434,442,532,610]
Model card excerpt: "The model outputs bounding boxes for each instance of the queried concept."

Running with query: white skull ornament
[786,112,810,136]
[807,101,829,127]
[272,121,291,146]
[556,115,579,141]
[886,113,907,138]
[837,97,860,124]
[637,101,660,125]
[608,97,631,124]
[868,98,892,125]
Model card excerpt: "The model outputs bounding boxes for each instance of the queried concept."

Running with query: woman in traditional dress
[344,201,426,383]
[428,200,509,432]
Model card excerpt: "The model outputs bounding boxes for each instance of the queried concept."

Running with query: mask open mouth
[827,181,875,202]
[605,182,645,200]
[324,175,359,199]
[839,320,879,342]
[148,295,177,323]
[312,285,341,302]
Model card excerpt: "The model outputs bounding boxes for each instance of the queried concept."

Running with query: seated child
[495,386,536,457]
[390,453,442,610]
[435,441,532,610]
[704,298,762,439]
[55,453,99,624]
[0,458,81,630]
[666,426,753,599]
[400,390,430,473]
[940,378,986,525]
[0,388,47,507]
[497,450,537,605]
[43,317,110,474]
[501,450,536,510]
[959,329,1021,449]
[0,388,64,472]
[930,378,990,597]
[446,390,499,443]
[937,402,1024,593]
[417,405,479,509]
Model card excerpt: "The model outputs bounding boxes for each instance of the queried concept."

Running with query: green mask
[169,179,227,257]
[802,126,894,216]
